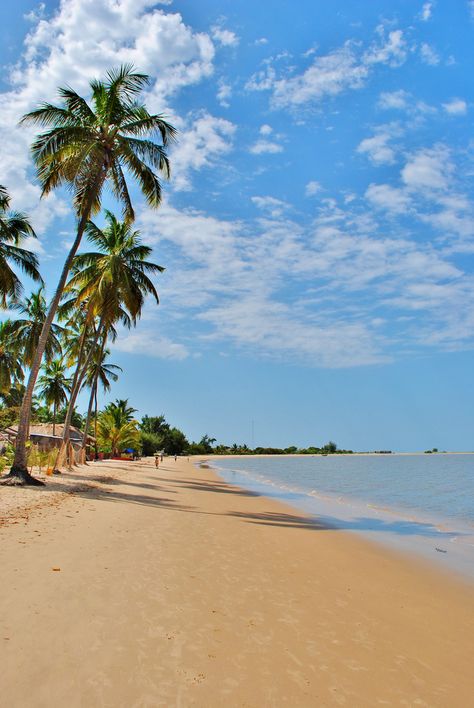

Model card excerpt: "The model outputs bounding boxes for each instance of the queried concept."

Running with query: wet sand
[1,457,473,706]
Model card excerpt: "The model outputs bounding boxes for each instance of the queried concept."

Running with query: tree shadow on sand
[228,510,466,540]
[153,476,261,498]
[59,468,467,542]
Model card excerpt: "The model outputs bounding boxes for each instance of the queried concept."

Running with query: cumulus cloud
[442,98,467,115]
[0,0,223,234]
[167,112,236,190]
[305,181,322,197]
[211,26,239,47]
[249,140,283,155]
[401,146,452,190]
[357,131,396,165]
[365,183,411,213]
[420,42,440,65]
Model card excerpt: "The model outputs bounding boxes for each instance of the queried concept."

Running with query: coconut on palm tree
[0,185,42,309]
[6,65,176,485]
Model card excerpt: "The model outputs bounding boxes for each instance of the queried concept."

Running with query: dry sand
[1,457,473,707]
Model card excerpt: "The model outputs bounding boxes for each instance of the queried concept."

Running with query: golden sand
[1,457,473,706]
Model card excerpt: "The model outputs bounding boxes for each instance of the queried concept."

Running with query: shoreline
[2,457,474,706]
[210,453,474,583]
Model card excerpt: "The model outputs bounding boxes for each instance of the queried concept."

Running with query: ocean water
[212,454,474,580]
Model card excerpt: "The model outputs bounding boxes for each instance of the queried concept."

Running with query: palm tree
[97,399,139,457]
[68,211,164,322]
[9,288,63,368]
[37,359,71,435]
[106,399,137,423]
[81,347,121,461]
[0,321,24,394]
[0,185,42,309]
[56,212,163,467]
[7,65,176,484]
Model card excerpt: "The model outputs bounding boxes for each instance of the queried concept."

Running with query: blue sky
[1,0,473,450]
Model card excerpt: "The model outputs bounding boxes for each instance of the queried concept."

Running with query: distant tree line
[136,420,353,456]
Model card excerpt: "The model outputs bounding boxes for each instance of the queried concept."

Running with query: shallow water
[212,454,474,581]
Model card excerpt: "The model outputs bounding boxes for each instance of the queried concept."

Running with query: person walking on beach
[154,454,159,468]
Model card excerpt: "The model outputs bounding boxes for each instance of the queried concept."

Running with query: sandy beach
[1,457,473,707]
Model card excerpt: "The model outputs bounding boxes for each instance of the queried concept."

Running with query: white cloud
[211,26,239,47]
[270,44,370,107]
[217,80,232,107]
[305,181,322,197]
[246,25,409,109]
[357,132,396,165]
[378,89,410,110]
[0,0,222,234]
[255,37,268,46]
[134,187,474,365]
[363,27,407,67]
[442,98,467,115]
[401,146,452,191]
[169,111,236,190]
[114,331,189,360]
[249,140,283,155]
[420,42,440,65]
[259,124,273,135]
[420,2,433,21]
[251,196,289,217]
[377,90,436,119]
[365,183,411,213]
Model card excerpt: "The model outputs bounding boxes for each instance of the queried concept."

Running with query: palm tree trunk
[3,210,93,486]
[81,331,106,456]
[56,318,105,470]
[52,401,56,437]
[82,374,98,462]
[94,385,99,460]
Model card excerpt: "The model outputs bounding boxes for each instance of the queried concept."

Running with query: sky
[0,0,473,451]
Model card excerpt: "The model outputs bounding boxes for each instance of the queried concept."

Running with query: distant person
[160,453,164,462]
[174,454,177,461]
[154,454,159,468]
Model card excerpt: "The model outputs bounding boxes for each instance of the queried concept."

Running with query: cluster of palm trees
[0,65,176,485]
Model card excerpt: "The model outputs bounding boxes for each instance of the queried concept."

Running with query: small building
[2,424,94,454]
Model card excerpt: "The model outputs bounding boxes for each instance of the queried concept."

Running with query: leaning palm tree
[36,359,71,435]
[0,321,24,394]
[0,185,42,309]
[6,65,176,485]
[56,211,163,468]
[9,288,63,368]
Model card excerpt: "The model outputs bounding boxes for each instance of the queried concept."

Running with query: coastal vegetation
[0,64,176,485]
